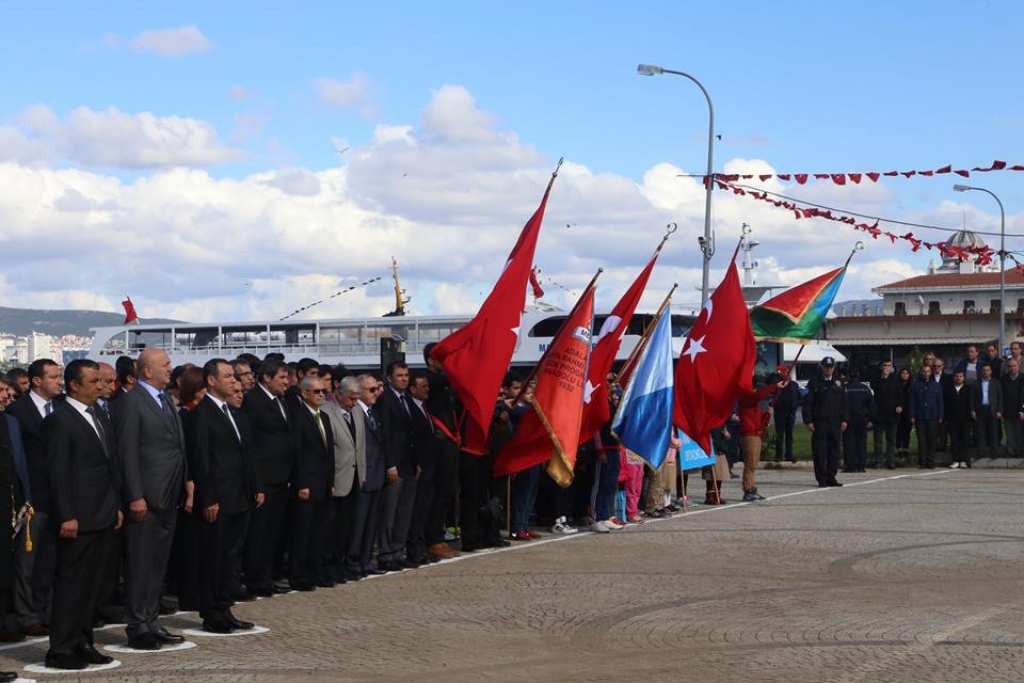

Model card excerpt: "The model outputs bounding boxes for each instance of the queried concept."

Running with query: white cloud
[129,25,212,57]
[312,72,377,118]
[0,105,243,169]
[229,85,251,102]
[0,86,1012,326]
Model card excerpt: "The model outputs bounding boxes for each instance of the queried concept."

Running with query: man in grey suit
[321,375,362,584]
[113,349,188,650]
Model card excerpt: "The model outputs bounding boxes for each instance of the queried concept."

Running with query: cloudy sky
[2,2,1022,323]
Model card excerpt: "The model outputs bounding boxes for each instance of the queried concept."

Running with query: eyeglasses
[307,388,327,394]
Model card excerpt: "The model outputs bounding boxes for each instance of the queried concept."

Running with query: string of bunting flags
[705,159,1020,185]
[714,179,1024,274]
[279,276,383,320]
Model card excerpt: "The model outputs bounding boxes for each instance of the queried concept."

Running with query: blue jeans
[510,465,541,532]
[590,452,621,521]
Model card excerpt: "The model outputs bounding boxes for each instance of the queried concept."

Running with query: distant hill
[0,306,183,337]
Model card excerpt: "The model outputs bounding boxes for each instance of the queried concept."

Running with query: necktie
[222,404,241,441]
[44,401,52,416]
[367,408,378,432]
[274,396,288,423]
[85,405,107,454]
[159,393,178,432]
[343,410,356,442]
[400,394,412,417]
[314,411,327,448]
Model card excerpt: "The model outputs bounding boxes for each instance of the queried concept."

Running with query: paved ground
[2,467,1023,682]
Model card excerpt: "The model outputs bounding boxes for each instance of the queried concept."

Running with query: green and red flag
[749,265,847,343]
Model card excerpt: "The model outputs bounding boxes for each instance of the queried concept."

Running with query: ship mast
[383,256,409,317]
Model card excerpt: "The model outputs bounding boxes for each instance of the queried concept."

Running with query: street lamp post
[954,184,1007,352]
[637,63,716,306]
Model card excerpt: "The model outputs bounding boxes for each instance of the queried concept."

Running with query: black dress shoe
[248,586,273,598]
[364,568,387,576]
[316,578,336,588]
[155,628,185,644]
[344,570,363,582]
[226,616,254,630]
[271,582,293,594]
[395,558,417,569]
[76,644,114,665]
[202,621,233,634]
[289,580,315,592]
[0,671,18,682]
[827,480,844,487]
[127,632,163,650]
[45,652,87,670]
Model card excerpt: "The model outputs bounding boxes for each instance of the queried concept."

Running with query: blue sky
[1,2,1022,320]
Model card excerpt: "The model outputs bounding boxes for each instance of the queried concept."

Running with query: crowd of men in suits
[0,343,568,674]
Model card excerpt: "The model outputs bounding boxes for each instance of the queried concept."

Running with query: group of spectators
[788,342,1023,489]
[0,345,697,676]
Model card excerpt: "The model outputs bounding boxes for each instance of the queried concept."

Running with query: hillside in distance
[0,306,183,338]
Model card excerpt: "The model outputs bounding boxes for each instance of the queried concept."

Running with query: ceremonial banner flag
[494,280,596,486]
[122,296,139,324]
[612,307,673,468]
[673,261,755,454]
[579,251,661,442]
[430,170,558,454]
[749,266,847,343]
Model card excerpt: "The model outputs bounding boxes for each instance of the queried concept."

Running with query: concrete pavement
[2,467,1023,682]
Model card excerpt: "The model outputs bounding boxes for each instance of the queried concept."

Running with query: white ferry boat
[86,308,698,371]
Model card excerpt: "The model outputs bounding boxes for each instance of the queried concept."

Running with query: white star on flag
[682,335,707,362]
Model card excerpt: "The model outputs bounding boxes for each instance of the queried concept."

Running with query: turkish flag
[122,297,138,324]
[430,180,554,454]
[494,281,595,485]
[578,252,660,442]
[529,267,545,299]
[672,261,755,453]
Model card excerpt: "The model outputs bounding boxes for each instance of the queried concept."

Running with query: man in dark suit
[113,349,188,650]
[375,361,418,571]
[284,358,320,409]
[185,359,263,633]
[422,344,461,560]
[6,357,63,638]
[347,374,386,580]
[321,375,362,584]
[0,408,31,673]
[946,370,975,468]
[44,360,123,670]
[406,373,439,565]
[971,361,1003,459]
[288,375,335,591]
[240,358,292,597]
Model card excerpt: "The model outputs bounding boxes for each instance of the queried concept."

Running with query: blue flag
[612,309,673,468]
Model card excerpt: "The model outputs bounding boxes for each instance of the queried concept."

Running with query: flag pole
[615,284,678,391]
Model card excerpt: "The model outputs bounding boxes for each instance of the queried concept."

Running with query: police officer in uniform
[803,356,848,487]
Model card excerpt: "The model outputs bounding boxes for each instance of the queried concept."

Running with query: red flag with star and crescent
[122,296,139,324]
[430,169,558,454]
[673,260,755,453]
[578,251,660,442]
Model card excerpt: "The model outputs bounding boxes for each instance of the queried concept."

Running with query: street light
[637,63,716,306]
[954,183,1007,352]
